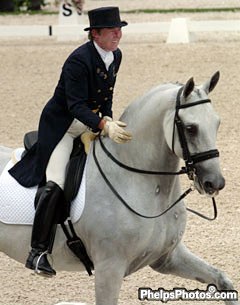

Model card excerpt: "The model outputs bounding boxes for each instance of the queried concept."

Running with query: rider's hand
[102,120,132,144]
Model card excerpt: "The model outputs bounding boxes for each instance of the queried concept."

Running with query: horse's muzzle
[194,170,225,197]
[202,174,225,195]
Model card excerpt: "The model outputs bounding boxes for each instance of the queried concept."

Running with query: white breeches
[46,119,87,189]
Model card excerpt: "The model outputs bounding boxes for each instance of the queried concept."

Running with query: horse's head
[165,71,225,197]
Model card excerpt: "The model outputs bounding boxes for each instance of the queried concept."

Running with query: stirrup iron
[34,250,53,277]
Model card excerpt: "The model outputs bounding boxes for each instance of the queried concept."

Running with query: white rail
[0,19,240,40]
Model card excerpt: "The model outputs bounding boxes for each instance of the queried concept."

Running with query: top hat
[84,6,128,31]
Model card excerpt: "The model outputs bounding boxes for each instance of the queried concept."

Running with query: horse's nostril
[204,181,215,194]
[203,177,225,193]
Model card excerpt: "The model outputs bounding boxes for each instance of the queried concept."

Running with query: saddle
[23,131,94,276]
[24,131,86,207]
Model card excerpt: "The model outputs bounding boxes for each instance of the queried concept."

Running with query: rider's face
[92,27,122,51]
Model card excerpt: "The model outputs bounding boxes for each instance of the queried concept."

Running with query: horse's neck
[112,86,180,173]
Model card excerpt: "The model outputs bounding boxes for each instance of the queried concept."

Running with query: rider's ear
[183,77,195,99]
[202,71,220,94]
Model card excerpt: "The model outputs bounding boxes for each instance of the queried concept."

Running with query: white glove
[103,120,132,144]
[103,116,113,122]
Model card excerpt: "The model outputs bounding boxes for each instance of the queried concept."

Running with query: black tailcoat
[9,41,122,187]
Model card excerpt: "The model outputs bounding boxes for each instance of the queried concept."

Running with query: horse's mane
[120,81,183,122]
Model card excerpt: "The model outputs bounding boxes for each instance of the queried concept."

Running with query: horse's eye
[185,124,198,136]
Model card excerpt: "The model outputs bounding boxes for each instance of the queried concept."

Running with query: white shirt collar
[93,41,114,71]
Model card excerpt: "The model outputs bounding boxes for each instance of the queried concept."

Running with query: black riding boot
[25,181,63,277]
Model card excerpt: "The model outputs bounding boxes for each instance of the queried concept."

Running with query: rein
[93,86,219,220]
[98,134,187,176]
[94,138,193,219]
[93,138,217,220]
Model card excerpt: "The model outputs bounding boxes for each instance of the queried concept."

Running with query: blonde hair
[88,28,101,41]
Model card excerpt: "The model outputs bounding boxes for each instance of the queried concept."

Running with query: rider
[9,6,132,277]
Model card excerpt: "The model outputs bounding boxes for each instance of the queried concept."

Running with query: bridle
[172,86,219,181]
[93,86,220,220]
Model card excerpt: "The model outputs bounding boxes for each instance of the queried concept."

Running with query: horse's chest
[151,204,187,254]
[126,206,186,274]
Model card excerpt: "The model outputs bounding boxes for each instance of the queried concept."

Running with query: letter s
[62,3,72,16]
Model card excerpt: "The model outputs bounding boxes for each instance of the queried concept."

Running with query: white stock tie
[103,52,114,70]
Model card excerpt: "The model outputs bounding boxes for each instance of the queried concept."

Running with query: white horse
[0,72,238,305]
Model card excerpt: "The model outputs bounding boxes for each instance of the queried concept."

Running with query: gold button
[104,97,108,101]
[97,89,101,93]
[109,87,113,91]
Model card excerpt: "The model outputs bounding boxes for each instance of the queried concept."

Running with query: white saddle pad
[0,148,86,225]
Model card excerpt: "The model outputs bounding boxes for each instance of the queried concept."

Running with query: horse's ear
[183,77,195,99]
[202,71,220,94]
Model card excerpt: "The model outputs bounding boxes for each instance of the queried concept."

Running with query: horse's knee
[216,271,234,291]
[149,253,169,273]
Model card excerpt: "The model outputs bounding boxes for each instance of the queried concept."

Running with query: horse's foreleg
[150,242,239,305]
[94,257,126,305]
